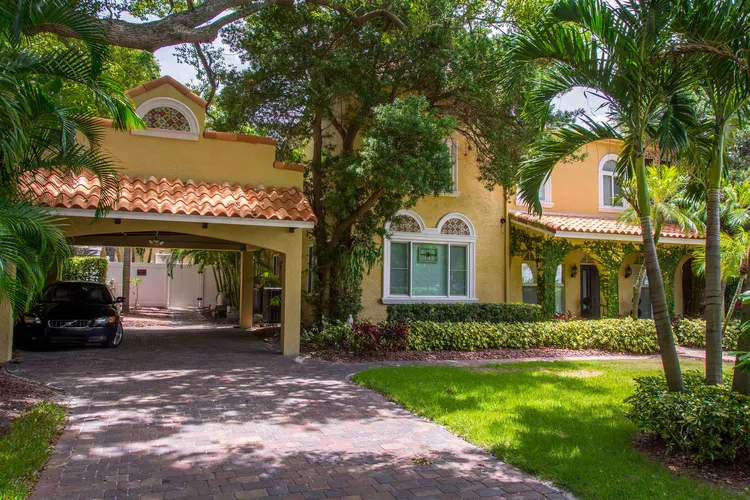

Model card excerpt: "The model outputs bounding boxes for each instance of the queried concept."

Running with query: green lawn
[0,402,66,500]
[353,359,742,500]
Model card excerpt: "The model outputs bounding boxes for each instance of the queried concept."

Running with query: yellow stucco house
[0,76,705,362]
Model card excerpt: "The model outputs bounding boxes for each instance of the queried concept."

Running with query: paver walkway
[7,326,568,500]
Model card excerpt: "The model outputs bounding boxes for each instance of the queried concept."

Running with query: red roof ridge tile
[127,76,208,108]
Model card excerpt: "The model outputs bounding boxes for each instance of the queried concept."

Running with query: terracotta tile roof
[203,130,276,146]
[24,171,316,223]
[127,76,208,108]
[510,211,702,240]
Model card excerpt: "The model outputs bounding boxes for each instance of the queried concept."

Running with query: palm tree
[0,0,141,314]
[618,164,705,319]
[507,0,695,390]
[671,0,750,384]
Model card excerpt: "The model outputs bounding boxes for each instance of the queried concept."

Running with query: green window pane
[450,246,467,296]
[412,244,447,296]
[390,243,409,295]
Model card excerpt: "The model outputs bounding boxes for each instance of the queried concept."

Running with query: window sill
[515,200,554,209]
[132,129,200,141]
[381,296,479,305]
[598,205,624,213]
[439,191,461,197]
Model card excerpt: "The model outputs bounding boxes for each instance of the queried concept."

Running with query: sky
[153,41,610,120]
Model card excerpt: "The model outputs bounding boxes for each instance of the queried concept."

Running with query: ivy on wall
[582,240,637,318]
[511,227,572,318]
[511,227,693,319]
[657,245,692,316]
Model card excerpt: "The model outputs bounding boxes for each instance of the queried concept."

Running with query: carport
[0,76,315,362]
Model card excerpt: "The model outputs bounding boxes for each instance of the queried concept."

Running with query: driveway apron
[7,327,568,500]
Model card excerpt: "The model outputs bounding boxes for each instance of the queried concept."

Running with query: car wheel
[106,323,124,348]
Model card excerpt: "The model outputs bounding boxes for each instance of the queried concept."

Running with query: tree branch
[38,0,406,52]
[329,187,385,246]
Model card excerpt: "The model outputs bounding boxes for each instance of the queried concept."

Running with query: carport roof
[26,171,317,227]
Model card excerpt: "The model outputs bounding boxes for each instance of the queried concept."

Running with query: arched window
[134,97,200,141]
[599,154,623,210]
[383,211,476,303]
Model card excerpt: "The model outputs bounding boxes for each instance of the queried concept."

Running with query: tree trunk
[732,262,750,394]
[723,277,744,336]
[705,187,724,384]
[641,216,684,391]
[122,247,131,313]
[631,263,646,319]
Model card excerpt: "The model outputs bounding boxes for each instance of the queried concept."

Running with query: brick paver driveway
[7,326,568,500]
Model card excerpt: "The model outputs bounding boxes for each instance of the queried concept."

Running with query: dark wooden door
[580,265,601,319]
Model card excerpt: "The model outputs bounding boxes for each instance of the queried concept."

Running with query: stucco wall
[508,139,622,216]
[358,134,508,322]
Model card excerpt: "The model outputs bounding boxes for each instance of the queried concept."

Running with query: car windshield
[42,284,114,304]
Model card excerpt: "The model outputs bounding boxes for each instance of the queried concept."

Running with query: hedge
[406,318,659,353]
[386,302,542,324]
[61,257,108,284]
[626,372,750,462]
[674,318,741,350]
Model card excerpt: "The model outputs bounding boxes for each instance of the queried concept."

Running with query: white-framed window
[599,154,624,211]
[133,97,200,141]
[516,177,553,208]
[272,254,279,277]
[306,245,315,292]
[382,211,476,303]
[441,138,459,196]
[521,262,564,313]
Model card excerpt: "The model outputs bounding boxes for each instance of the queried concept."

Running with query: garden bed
[633,434,750,493]
[0,367,57,436]
[305,346,632,362]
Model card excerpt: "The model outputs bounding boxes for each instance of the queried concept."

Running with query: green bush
[674,318,740,350]
[626,372,750,462]
[406,318,659,353]
[61,257,108,283]
[302,319,409,354]
[387,302,542,324]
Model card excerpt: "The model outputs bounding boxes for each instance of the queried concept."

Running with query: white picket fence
[106,262,221,308]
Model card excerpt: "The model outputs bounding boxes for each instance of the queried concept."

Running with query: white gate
[106,262,169,307]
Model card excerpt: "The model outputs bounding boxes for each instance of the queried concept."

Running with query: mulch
[302,347,633,363]
[0,363,58,437]
[633,434,750,493]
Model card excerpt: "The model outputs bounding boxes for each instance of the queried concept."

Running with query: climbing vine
[657,244,692,317]
[582,240,637,318]
[511,227,573,318]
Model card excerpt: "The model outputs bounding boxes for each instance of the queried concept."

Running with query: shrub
[302,319,409,355]
[387,302,542,324]
[626,372,750,462]
[61,257,108,283]
[406,318,659,353]
[673,318,740,350]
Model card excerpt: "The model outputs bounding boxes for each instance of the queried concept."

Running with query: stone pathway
[7,326,569,500]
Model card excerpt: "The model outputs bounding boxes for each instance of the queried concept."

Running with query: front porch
[509,212,705,319]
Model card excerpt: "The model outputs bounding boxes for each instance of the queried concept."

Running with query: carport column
[0,299,12,363]
[280,235,303,355]
[239,250,254,329]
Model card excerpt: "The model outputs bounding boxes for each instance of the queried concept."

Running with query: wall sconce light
[570,264,578,278]
[500,216,506,224]
[625,265,632,278]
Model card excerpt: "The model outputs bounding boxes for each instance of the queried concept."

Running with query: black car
[16,281,126,348]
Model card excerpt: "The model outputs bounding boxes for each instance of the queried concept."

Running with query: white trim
[54,208,315,229]
[382,213,477,304]
[134,97,201,140]
[132,129,200,141]
[509,219,557,236]
[436,212,476,236]
[598,153,625,210]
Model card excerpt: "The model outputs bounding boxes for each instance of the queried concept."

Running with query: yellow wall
[358,134,509,322]
[508,139,622,216]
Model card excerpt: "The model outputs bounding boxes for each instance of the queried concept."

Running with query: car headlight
[91,316,117,326]
[22,315,40,324]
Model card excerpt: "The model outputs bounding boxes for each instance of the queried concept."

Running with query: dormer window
[599,154,623,211]
[133,97,200,141]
